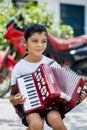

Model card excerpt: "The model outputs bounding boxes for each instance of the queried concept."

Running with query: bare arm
[9,84,26,105]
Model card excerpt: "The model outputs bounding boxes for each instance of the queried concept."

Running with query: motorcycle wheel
[0,76,11,98]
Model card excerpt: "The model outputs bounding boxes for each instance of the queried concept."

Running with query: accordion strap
[49,60,55,65]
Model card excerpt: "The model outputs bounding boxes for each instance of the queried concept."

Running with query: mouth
[35,49,43,52]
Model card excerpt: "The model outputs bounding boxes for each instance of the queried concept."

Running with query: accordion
[17,64,84,114]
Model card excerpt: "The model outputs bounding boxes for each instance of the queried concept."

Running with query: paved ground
[63,98,87,130]
[0,93,87,130]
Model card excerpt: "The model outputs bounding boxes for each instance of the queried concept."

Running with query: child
[9,23,86,130]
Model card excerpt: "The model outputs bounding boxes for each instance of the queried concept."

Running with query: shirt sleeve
[11,67,21,86]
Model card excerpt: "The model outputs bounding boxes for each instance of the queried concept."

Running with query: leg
[46,110,67,130]
[26,112,44,130]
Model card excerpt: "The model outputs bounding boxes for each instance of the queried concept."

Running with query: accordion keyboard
[17,75,41,111]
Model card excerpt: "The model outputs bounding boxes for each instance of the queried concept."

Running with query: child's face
[25,32,47,57]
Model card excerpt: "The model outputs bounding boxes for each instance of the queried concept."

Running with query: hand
[79,90,87,102]
[10,93,26,105]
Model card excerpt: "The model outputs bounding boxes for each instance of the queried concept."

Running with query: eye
[32,39,37,43]
[44,40,47,43]
[42,40,47,44]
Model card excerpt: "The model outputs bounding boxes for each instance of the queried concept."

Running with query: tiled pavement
[0,96,87,130]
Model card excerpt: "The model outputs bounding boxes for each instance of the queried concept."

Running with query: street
[0,93,87,130]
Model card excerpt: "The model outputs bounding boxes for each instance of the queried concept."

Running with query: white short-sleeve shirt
[11,55,61,86]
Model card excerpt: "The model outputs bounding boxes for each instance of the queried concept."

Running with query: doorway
[60,3,85,36]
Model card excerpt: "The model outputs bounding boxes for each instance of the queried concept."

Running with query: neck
[24,54,43,63]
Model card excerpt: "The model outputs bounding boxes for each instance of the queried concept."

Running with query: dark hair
[24,23,48,41]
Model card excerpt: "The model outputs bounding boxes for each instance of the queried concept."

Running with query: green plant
[58,24,74,38]
[15,2,54,29]
[0,1,16,49]
[0,0,3,2]
[0,1,74,50]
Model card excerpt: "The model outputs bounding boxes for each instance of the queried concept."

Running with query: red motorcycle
[0,17,87,97]
[0,18,25,97]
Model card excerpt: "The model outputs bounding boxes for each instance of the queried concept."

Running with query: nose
[38,42,42,46]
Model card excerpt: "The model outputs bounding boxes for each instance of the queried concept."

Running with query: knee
[32,120,43,129]
[47,110,64,129]
[50,115,62,128]
[29,119,43,130]
[53,119,64,129]
[26,113,44,130]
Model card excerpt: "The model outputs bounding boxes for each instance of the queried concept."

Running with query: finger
[81,90,87,96]
[16,93,21,97]
[79,94,86,101]
[20,98,26,104]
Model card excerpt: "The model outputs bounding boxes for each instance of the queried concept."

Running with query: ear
[22,37,27,49]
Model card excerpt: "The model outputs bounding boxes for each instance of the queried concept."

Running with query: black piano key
[27,90,36,93]
[25,83,34,87]
[28,92,37,97]
[30,100,39,104]
[29,95,38,100]
[24,76,32,82]
[26,86,35,90]
[24,79,33,83]
[31,102,40,107]
[24,76,32,80]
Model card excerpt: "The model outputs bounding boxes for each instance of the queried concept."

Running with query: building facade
[40,0,87,36]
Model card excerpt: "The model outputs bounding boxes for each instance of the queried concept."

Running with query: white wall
[39,0,59,20]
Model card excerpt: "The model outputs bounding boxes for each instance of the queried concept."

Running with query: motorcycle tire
[0,77,11,98]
